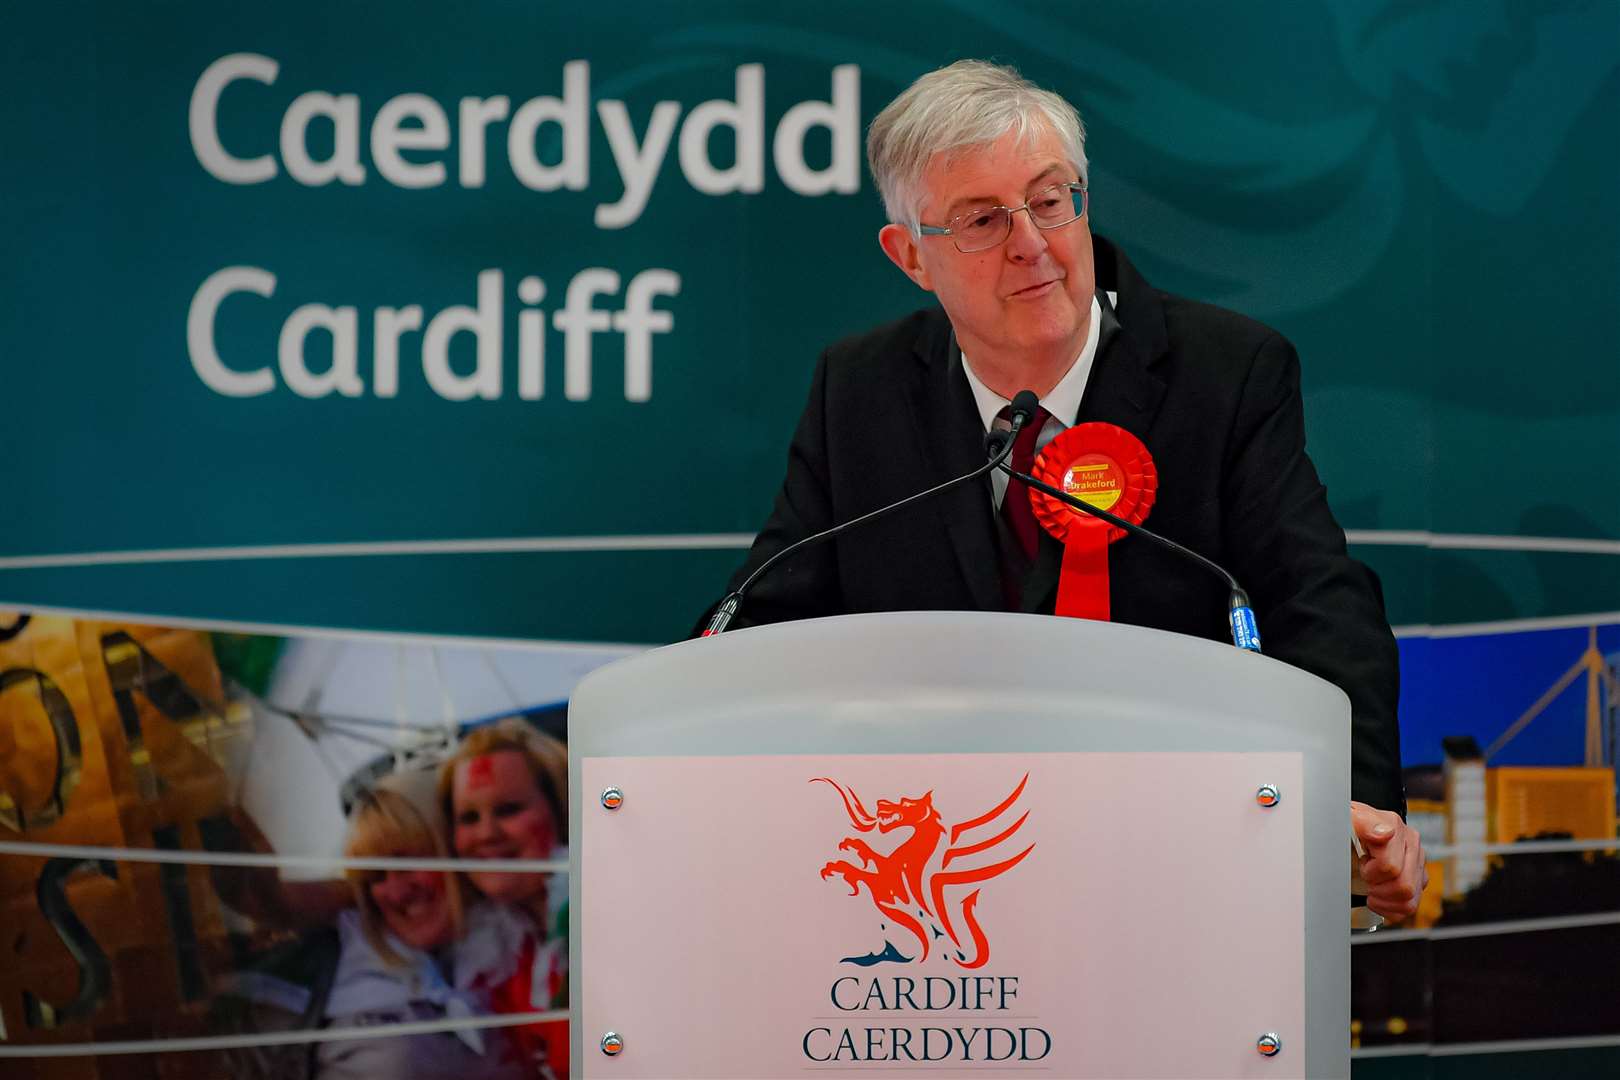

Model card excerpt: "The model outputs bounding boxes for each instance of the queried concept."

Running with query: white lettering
[189,265,679,402]
[774,64,860,196]
[554,268,619,401]
[458,96,511,187]
[372,93,450,189]
[613,269,680,402]
[508,60,589,191]
[422,268,503,401]
[187,266,277,396]
[278,305,363,397]
[595,99,680,229]
[679,64,763,195]
[189,53,279,184]
[373,306,424,398]
[281,91,365,186]
[188,54,862,208]
[517,275,546,400]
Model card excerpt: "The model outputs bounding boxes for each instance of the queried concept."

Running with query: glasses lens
[1030,184,1084,227]
[953,207,1010,253]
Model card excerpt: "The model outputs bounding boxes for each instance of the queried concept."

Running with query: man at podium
[703,60,1424,923]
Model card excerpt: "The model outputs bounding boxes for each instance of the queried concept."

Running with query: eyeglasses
[918,182,1087,254]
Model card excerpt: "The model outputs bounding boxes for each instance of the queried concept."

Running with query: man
[706,61,1424,922]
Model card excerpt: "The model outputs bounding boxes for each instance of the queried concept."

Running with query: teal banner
[5,3,1617,641]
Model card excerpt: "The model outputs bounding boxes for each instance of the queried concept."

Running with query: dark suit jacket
[709,236,1404,813]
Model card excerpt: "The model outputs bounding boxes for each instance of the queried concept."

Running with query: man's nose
[1004,207,1048,262]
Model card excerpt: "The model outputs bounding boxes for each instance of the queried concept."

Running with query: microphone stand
[702,395,1040,636]
[997,462,1262,652]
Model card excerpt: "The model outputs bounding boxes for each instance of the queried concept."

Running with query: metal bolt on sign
[601,787,625,810]
[601,1032,625,1056]
[1255,784,1281,808]
[1256,1032,1282,1057]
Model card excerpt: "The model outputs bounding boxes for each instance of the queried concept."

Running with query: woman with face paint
[437,719,570,1080]
[317,780,526,1080]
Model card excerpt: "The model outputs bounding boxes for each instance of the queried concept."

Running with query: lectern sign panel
[582,752,1305,1079]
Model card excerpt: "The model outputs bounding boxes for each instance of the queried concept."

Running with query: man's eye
[496,801,525,817]
[963,212,996,230]
[456,811,480,826]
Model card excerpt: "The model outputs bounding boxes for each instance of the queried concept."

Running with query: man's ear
[878,223,933,292]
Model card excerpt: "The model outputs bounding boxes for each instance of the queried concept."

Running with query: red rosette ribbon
[1027,423,1158,621]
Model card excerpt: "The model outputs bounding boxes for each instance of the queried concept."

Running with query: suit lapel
[1073,294,1166,437]
[1024,246,1170,613]
[899,314,1003,612]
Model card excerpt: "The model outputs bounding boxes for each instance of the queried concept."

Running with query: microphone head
[1009,390,1041,427]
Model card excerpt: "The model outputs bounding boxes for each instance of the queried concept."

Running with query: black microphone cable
[996,460,1262,652]
[703,391,1042,636]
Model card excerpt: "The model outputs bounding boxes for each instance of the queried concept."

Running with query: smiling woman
[437,719,571,1078]
[345,788,463,960]
[320,784,527,1080]
[439,719,568,909]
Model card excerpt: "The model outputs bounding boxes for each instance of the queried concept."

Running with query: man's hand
[1351,801,1427,924]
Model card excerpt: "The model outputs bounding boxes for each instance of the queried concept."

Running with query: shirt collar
[961,293,1107,431]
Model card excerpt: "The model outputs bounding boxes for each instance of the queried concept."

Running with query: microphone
[996,443,1262,653]
[702,393,1038,637]
[983,389,1040,460]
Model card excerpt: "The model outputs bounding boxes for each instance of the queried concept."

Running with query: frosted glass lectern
[569,611,1351,1079]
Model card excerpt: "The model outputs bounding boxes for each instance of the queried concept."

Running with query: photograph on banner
[0,609,631,1077]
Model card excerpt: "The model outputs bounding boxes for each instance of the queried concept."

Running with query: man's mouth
[1008,280,1058,299]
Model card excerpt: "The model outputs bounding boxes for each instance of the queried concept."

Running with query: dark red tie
[998,405,1049,608]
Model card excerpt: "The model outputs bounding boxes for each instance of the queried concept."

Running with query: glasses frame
[918,181,1088,254]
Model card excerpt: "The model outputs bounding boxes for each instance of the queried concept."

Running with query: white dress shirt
[961,294,1106,509]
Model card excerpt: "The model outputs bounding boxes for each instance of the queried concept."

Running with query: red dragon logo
[814,774,1033,969]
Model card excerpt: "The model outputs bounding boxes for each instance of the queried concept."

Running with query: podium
[568,612,1351,1079]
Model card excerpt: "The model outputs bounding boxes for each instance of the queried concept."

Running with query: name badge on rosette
[1028,423,1158,621]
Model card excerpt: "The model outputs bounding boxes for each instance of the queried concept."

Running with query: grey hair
[866,60,1088,232]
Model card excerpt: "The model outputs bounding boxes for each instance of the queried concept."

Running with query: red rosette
[1026,423,1158,621]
